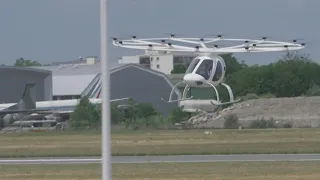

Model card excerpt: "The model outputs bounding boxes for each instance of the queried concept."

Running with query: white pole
[100,0,111,180]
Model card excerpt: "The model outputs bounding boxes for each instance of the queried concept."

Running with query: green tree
[221,54,247,77]
[225,52,320,98]
[14,57,41,66]
[120,97,161,129]
[70,96,100,130]
[110,102,125,124]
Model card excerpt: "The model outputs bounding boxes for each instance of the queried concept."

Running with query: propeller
[164,33,177,38]
[257,36,271,40]
[281,38,304,43]
[205,33,227,38]
[109,37,118,41]
[212,44,228,48]
[292,38,304,43]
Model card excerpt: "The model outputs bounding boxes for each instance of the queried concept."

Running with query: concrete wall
[110,66,179,116]
[0,66,52,103]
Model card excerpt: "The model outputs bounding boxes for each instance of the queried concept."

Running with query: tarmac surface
[1,154,320,165]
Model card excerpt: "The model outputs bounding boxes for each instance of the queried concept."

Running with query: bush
[224,114,239,129]
[168,107,193,124]
[305,83,320,96]
[283,122,293,128]
[70,96,101,130]
[70,96,128,130]
[69,96,186,131]
[249,118,276,129]
[118,97,174,130]
[241,93,259,101]
[110,102,126,124]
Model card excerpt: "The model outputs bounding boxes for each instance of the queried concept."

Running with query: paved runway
[1,154,320,165]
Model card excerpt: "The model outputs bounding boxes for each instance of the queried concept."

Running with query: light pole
[100,0,111,180]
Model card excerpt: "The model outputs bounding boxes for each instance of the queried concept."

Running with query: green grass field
[0,128,320,157]
[1,161,320,180]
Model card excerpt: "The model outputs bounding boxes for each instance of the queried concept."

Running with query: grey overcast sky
[0,0,319,67]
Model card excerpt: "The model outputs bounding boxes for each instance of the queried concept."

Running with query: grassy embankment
[0,128,320,157]
[1,161,320,179]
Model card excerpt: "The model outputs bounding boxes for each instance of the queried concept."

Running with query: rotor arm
[225,40,265,49]
[165,44,196,50]
[129,39,163,46]
[204,38,222,44]
[214,46,304,53]
[113,43,195,52]
[169,37,204,45]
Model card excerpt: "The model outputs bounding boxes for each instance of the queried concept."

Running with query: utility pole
[100,0,111,179]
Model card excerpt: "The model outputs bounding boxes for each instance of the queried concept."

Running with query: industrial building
[110,64,180,116]
[118,53,196,74]
[0,66,52,103]
[31,57,180,116]
[31,57,103,100]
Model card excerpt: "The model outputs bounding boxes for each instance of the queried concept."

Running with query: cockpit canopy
[185,56,225,85]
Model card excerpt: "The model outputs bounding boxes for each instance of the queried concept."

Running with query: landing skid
[162,80,240,106]
[161,96,193,103]
[210,98,241,106]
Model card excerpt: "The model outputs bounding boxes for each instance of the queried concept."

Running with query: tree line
[69,96,193,130]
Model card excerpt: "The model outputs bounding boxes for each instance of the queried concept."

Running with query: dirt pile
[184,96,320,128]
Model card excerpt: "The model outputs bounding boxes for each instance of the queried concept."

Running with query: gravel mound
[184,96,320,128]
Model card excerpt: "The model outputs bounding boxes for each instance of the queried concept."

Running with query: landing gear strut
[209,82,241,106]
[161,81,193,103]
[161,81,241,106]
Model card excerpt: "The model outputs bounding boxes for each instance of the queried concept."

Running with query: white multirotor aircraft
[112,34,306,106]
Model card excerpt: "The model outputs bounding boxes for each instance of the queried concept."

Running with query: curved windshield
[195,59,213,80]
[186,58,200,73]
[212,60,223,81]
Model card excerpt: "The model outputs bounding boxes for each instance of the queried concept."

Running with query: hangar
[109,64,181,116]
[32,62,103,100]
[32,61,180,116]
[0,66,52,103]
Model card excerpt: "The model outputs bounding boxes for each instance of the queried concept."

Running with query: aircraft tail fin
[20,83,36,110]
[7,83,36,110]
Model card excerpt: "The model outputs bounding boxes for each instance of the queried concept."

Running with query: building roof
[30,63,122,76]
[28,63,181,98]
[29,63,122,96]
[92,63,182,99]
[52,74,98,96]
[0,65,52,75]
